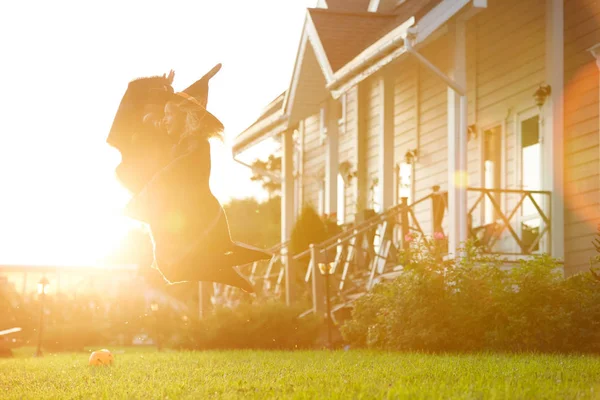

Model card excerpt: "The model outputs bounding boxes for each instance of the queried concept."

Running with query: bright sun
[0,0,315,267]
[0,146,140,267]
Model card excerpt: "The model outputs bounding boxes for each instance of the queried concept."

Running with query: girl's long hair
[174,100,224,142]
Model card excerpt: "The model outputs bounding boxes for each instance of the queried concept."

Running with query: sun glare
[0,0,314,267]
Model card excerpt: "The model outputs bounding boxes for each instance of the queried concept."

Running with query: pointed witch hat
[166,63,224,138]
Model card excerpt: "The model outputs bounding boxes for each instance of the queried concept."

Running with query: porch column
[378,69,395,211]
[281,128,296,304]
[546,0,565,259]
[355,85,368,220]
[447,19,468,257]
[281,128,295,242]
[325,97,340,216]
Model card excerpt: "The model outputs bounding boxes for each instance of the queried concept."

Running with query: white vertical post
[447,19,468,257]
[546,0,564,260]
[298,120,305,216]
[310,245,325,316]
[281,128,296,304]
[379,69,395,211]
[281,129,295,243]
[325,98,340,216]
[355,85,368,220]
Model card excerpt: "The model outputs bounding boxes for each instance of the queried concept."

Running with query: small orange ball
[88,349,114,366]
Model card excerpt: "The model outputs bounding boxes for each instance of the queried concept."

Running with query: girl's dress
[123,133,270,292]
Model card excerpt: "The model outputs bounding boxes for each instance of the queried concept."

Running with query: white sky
[0,0,316,266]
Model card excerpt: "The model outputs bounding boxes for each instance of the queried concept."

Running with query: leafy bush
[289,205,329,258]
[172,300,321,350]
[341,238,600,353]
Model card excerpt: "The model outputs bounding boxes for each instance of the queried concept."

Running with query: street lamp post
[318,262,334,349]
[35,276,49,357]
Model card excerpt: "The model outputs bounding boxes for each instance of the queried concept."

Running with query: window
[294,171,302,219]
[337,174,346,225]
[319,106,327,145]
[397,162,413,205]
[293,129,302,219]
[520,115,542,252]
[370,178,382,213]
[337,95,346,135]
[483,126,501,225]
[318,180,326,216]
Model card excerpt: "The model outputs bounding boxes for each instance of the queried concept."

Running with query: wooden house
[231,0,600,310]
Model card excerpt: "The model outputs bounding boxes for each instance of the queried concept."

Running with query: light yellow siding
[301,112,325,211]
[564,0,600,274]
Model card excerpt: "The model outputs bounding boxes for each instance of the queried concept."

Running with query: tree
[250,155,282,199]
[289,205,342,260]
[223,196,281,250]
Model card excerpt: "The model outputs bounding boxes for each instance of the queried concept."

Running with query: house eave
[232,113,289,156]
[327,0,476,97]
[283,12,335,122]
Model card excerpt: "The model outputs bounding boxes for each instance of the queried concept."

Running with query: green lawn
[2,348,600,399]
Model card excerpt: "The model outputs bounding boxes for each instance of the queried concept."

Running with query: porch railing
[214,186,553,313]
[466,187,552,256]
[301,192,440,319]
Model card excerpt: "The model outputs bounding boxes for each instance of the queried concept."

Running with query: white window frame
[370,178,382,213]
[397,162,414,206]
[319,106,327,145]
[293,130,302,220]
[479,122,505,227]
[317,180,326,216]
[516,106,546,254]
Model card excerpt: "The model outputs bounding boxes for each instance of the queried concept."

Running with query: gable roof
[308,9,398,72]
[371,0,399,13]
[232,92,288,155]
[324,0,371,12]
[370,0,441,16]
[392,0,443,23]
[326,0,446,95]
[234,0,477,153]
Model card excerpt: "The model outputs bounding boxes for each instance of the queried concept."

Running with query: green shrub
[172,300,321,350]
[289,205,329,258]
[341,238,600,353]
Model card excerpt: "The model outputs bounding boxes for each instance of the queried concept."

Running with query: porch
[214,186,553,316]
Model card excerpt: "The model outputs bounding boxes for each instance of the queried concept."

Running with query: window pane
[337,174,345,225]
[484,160,495,224]
[521,116,540,148]
[522,143,541,216]
[318,181,325,216]
[520,115,541,252]
[483,126,502,225]
[399,162,412,204]
[371,182,382,213]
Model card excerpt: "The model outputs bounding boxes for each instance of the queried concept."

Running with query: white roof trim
[327,16,416,89]
[367,0,380,12]
[306,13,335,83]
[283,12,334,118]
[232,113,288,155]
[328,0,474,94]
[282,18,310,116]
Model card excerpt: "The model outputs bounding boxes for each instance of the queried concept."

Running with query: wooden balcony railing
[216,186,553,312]
[466,188,552,256]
